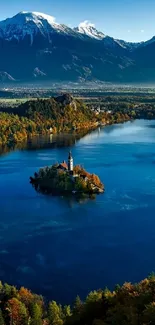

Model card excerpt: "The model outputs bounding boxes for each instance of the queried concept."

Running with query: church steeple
[68,151,73,172]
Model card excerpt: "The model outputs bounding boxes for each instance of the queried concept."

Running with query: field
[0,98,37,108]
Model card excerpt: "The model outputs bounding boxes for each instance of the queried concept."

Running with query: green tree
[63,305,72,318]
[73,296,83,314]
[48,301,63,325]
[30,303,42,325]
[143,302,155,324]
[3,284,18,300]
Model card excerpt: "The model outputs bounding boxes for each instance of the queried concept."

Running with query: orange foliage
[18,287,33,306]
[7,298,27,325]
[91,174,102,187]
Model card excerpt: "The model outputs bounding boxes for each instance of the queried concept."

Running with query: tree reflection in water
[0,128,95,157]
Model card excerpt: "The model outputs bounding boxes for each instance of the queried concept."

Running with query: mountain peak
[75,21,105,40]
[18,11,57,25]
[0,11,70,44]
[0,11,59,29]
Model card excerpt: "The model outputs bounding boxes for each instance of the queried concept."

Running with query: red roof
[58,162,68,170]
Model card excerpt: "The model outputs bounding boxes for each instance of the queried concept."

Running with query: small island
[30,151,104,197]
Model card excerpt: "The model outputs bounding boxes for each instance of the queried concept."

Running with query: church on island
[30,150,104,195]
[57,151,74,175]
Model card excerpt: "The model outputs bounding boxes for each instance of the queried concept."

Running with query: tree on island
[30,162,104,196]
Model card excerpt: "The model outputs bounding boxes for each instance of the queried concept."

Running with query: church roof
[58,162,68,170]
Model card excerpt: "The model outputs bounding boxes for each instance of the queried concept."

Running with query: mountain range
[0,11,155,83]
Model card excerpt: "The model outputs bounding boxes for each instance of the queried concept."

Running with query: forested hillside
[1,275,155,324]
[0,95,97,145]
[0,94,130,145]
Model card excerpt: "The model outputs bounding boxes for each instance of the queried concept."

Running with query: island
[30,151,104,196]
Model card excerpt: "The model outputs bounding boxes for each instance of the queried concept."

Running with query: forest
[86,95,155,120]
[0,94,131,146]
[1,275,155,324]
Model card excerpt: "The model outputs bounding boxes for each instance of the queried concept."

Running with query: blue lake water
[0,119,155,303]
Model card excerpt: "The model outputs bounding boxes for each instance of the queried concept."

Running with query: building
[57,151,74,174]
[57,161,68,171]
[68,151,74,173]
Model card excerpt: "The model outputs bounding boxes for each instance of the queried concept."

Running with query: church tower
[68,151,74,172]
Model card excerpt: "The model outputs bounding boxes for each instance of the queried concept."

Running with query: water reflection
[0,129,94,157]
[31,181,97,206]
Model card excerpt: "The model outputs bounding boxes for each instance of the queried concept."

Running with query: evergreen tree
[48,301,63,325]
[73,296,83,314]
[63,305,72,318]
[30,303,42,325]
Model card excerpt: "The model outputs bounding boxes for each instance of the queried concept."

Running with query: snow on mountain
[115,39,143,50]
[33,67,46,78]
[0,11,148,53]
[74,21,134,49]
[0,72,15,82]
[74,21,105,40]
[74,20,144,50]
[0,11,74,44]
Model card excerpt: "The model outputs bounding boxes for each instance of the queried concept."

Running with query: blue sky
[0,0,155,42]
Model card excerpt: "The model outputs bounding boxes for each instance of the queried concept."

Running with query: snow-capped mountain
[0,11,155,83]
[0,11,77,44]
[74,22,141,50]
[0,11,141,49]
[74,21,105,40]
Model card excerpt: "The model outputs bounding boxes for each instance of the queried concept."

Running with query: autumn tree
[7,298,28,325]
[18,287,33,307]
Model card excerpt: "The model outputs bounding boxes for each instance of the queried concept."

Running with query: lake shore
[0,93,132,146]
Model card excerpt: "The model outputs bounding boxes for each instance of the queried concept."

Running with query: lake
[0,119,155,304]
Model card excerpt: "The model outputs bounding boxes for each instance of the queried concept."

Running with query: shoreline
[30,177,105,196]
[0,118,132,151]
[30,157,105,198]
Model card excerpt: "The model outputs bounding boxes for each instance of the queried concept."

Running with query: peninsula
[0,93,131,146]
[30,151,104,196]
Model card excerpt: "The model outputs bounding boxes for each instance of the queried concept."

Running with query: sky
[0,0,155,42]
